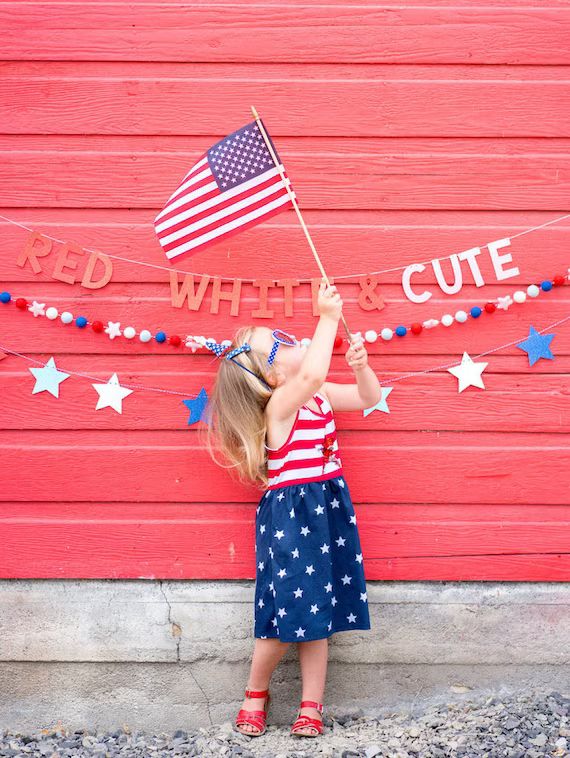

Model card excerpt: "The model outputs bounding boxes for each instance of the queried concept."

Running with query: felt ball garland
[1,270,568,350]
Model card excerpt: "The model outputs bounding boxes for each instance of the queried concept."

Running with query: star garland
[0,312,564,423]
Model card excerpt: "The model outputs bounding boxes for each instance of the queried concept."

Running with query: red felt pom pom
[169,335,182,347]
[15,298,28,310]
[334,336,343,348]
[410,322,423,335]
[484,302,496,314]
[92,320,104,333]
[553,275,565,286]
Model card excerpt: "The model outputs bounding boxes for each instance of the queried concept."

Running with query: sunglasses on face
[267,329,298,365]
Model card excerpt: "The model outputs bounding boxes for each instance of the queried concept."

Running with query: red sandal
[290,699,324,737]
[234,687,271,737]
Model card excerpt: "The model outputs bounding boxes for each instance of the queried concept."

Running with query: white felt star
[29,356,70,398]
[447,352,488,393]
[423,318,439,329]
[104,321,122,339]
[92,372,134,413]
[184,336,203,353]
[496,295,513,311]
[363,386,393,417]
[28,301,46,317]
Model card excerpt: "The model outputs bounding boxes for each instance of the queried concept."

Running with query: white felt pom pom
[46,306,59,320]
[364,330,378,343]
[380,328,393,341]
[123,326,136,339]
[527,285,540,298]
[139,329,152,342]
[455,311,468,323]
[60,311,74,324]
[441,314,454,327]
[513,290,527,304]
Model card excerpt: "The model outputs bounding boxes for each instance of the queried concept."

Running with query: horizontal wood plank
[0,430,569,503]
[1,502,568,579]
[2,206,569,285]
[1,358,570,431]
[2,5,570,65]
[1,64,569,137]
[0,145,568,209]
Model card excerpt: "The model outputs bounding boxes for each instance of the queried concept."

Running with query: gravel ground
[1,688,568,757]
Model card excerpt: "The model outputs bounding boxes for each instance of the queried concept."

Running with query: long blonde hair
[200,325,278,490]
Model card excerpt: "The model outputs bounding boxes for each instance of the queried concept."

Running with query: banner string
[1,312,567,396]
[1,210,569,285]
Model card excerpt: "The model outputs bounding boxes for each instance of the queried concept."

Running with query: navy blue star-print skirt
[253,474,371,642]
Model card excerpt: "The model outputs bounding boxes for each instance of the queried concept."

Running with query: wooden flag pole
[251,105,353,341]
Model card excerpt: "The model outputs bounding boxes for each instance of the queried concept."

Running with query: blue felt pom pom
[155,331,167,343]
[471,306,482,318]
[0,292,11,303]
[395,325,407,336]
[76,316,88,328]
[540,280,553,292]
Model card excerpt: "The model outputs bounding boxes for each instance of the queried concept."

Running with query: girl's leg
[237,638,291,734]
[295,638,329,735]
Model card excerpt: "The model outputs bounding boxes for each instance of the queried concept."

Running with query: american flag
[154,119,296,262]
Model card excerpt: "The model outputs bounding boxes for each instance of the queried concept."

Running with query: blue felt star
[183,387,209,425]
[363,386,393,417]
[29,356,71,398]
[516,325,556,367]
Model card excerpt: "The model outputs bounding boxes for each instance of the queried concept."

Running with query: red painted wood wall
[1,1,569,581]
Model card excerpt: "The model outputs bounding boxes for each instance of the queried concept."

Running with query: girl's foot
[235,690,270,735]
[291,703,323,736]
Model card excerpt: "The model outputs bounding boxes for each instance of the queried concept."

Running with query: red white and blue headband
[204,329,298,388]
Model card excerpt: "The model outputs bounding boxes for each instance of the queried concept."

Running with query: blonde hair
[200,325,278,490]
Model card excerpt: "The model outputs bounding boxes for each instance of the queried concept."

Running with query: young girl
[202,281,381,739]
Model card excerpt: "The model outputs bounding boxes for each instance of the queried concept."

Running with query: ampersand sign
[357,274,385,311]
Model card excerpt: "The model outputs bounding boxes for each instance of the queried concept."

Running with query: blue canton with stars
[207,120,284,191]
[253,476,371,642]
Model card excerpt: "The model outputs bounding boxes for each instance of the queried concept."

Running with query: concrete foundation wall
[1,580,568,732]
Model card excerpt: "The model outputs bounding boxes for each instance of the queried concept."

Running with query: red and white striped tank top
[264,391,343,490]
